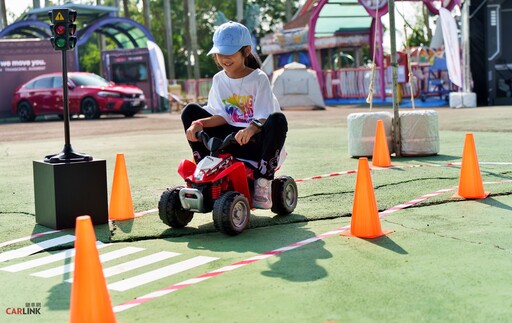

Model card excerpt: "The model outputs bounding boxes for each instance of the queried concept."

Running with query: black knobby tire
[271,176,298,215]
[158,186,194,228]
[81,97,100,119]
[17,101,35,122]
[212,191,250,236]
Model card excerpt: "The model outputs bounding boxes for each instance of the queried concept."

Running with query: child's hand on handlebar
[235,127,257,145]
[186,123,202,142]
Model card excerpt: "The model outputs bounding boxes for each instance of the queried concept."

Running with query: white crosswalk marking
[0,242,110,272]
[107,256,219,292]
[31,246,144,278]
[0,235,76,263]
[1,236,221,296]
[65,251,181,282]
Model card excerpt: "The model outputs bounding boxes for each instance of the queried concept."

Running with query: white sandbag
[399,110,439,156]
[347,112,394,157]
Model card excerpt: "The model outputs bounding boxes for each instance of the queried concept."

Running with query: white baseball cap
[207,21,252,56]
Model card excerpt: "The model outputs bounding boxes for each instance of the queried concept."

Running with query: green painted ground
[1,106,511,322]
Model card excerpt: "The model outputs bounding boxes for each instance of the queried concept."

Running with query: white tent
[271,62,325,110]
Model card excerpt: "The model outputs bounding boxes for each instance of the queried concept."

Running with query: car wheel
[17,101,36,122]
[124,112,136,117]
[81,97,100,119]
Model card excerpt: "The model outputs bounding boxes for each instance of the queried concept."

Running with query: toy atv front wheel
[213,191,250,235]
[271,176,298,215]
[158,186,194,228]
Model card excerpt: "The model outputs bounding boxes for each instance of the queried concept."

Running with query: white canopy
[271,62,325,110]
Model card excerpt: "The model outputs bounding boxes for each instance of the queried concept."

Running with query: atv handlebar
[195,130,209,147]
[195,131,238,157]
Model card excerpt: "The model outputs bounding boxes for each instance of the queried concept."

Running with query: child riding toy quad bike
[158,131,298,235]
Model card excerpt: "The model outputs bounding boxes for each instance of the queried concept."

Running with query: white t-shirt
[203,69,281,127]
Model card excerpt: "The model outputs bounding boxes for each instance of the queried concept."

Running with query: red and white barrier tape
[2,162,510,249]
[3,178,510,310]
[134,208,158,218]
[296,163,457,183]
[296,162,512,183]
[113,184,466,313]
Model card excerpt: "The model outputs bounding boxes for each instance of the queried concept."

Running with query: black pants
[181,103,288,179]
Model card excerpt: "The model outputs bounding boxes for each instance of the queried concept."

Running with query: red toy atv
[158,131,298,235]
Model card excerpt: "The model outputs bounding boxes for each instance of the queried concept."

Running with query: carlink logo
[5,302,42,315]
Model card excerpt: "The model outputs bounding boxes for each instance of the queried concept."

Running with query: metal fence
[172,62,453,108]
[322,63,453,101]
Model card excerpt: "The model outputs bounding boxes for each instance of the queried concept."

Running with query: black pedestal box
[33,160,109,229]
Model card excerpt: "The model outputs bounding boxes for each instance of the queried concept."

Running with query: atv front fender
[211,161,251,206]
[178,159,196,180]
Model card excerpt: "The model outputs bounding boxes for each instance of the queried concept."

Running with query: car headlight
[98,91,121,98]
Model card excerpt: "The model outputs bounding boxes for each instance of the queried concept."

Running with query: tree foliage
[404,5,433,48]
[104,0,302,79]
[79,37,102,75]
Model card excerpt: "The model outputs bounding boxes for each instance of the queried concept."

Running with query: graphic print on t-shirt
[223,93,254,123]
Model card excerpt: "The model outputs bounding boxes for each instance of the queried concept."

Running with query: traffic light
[48,9,77,51]
[68,10,77,50]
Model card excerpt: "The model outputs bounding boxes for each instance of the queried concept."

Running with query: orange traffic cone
[453,133,490,199]
[372,119,392,167]
[341,158,393,238]
[70,216,116,323]
[109,153,134,220]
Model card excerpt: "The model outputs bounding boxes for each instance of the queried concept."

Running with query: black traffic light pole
[62,51,71,153]
[44,9,91,163]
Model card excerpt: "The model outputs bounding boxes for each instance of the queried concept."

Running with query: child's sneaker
[253,178,272,209]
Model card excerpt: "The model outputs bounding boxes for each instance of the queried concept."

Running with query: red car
[11,72,146,122]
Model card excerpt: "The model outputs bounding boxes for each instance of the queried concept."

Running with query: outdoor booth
[0,3,166,114]
[0,39,78,118]
[261,0,461,104]
[470,0,512,105]
[101,44,168,112]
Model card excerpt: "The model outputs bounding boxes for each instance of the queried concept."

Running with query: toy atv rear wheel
[271,176,298,215]
[212,191,250,235]
[158,186,194,228]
